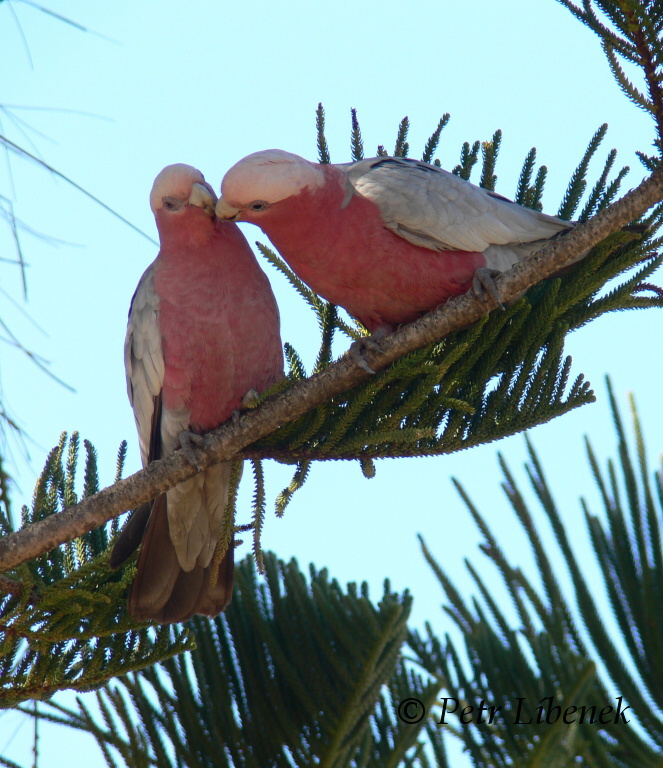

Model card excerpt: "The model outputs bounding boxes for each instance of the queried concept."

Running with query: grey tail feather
[126,494,234,624]
[198,544,235,617]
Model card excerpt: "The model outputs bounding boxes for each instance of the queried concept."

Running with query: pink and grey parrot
[216,150,574,334]
[111,164,283,624]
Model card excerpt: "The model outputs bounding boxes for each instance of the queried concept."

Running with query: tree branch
[1,164,662,573]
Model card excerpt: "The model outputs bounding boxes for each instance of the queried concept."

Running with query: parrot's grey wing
[124,264,166,467]
[124,266,190,458]
[112,266,166,571]
[344,157,572,253]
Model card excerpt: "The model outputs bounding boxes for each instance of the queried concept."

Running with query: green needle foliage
[409,382,663,766]
[558,0,663,153]
[0,433,193,708]
[19,388,663,767]
[36,554,439,768]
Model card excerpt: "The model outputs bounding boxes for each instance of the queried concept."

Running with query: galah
[216,150,574,334]
[111,164,283,624]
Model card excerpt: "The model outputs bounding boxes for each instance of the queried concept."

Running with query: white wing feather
[125,265,165,466]
[343,157,572,256]
[125,265,190,462]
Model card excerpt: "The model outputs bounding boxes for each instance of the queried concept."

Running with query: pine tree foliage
[36,554,439,768]
[409,383,663,766]
[0,434,194,709]
[394,117,410,158]
[350,107,364,162]
[452,140,481,180]
[18,395,663,767]
[250,106,663,513]
[422,114,450,164]
[557,0,663,150]
[515,148,547,212]
[479,130,501,192]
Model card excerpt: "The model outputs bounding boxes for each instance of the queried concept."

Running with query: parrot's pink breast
[154,218,282,431]
[254,170,486,332]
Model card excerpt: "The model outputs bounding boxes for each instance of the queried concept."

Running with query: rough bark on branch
[0,165,661,574]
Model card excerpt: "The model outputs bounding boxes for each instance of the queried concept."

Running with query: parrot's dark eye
[162,196,183,212]
[249,200,268,212]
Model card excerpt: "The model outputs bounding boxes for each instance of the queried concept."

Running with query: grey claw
[178,430,205,471]
[347,328,391,374]
[363,337,385,355]
[473,267,505,310]
[354,353,376,374]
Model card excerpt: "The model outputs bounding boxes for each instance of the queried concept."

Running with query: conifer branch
[350,108,364,161]
[1,163,662,573]
[316,102,331,164]
[628,8,663,143]
[421,114,449,164]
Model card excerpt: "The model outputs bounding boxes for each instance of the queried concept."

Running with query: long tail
[110,466,235,624]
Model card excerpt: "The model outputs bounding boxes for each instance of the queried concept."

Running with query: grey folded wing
[343,157,572,256]
[124,264,182,464]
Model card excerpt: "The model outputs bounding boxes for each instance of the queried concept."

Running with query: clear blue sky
[1,1,660,765]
